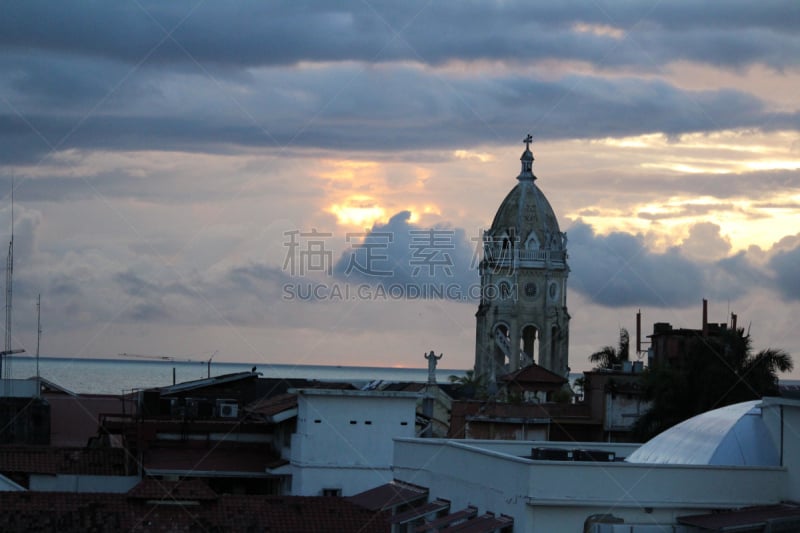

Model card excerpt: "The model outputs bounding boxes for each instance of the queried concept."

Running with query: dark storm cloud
[768,247,800,301]
[566,221,762,307]
[2,1,797,68]
[1,1,798,163]
[2,60,793,164]
[332,211,478,300]
[566,222,800,308]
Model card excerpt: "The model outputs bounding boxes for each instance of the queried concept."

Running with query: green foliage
[552,388,573,404]
[449,370,488,399]
[589,328,630,369]
[633,328,793,440]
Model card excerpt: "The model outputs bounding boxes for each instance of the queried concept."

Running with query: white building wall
[290,389,418,496]
[763,397,800,500]
[393,438,786,532]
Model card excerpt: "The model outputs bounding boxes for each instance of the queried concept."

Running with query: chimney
[702,299,708,336]
[636,309,642,355]
[731,312,737,331]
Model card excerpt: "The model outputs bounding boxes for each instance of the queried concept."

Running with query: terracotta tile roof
[0,446,129,476]
[347,481,428,512]
[0,488,391,532]
[500,363,567,385]
[128,478,218,501]
[440,513,513,532]
[390,499,450,524]
[142,443,286,475]
[416,506,478,532]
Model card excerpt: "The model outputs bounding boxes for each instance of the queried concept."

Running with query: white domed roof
[625,400,779,466]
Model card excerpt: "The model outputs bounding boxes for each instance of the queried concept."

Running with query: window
[322,488,342,497]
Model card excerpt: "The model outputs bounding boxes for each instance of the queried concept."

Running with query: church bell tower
[474,135,570,383]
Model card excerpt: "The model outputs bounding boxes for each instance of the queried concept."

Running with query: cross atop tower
[518,134,535,180]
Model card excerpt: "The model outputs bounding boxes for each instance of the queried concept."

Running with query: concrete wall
[393,438,785,532]
[763,397,800,500]
[290,389,418,496]
[0,379,38,397]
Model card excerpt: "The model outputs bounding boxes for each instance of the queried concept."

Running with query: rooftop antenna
[0,180,25,382]
[36,294,41,390]
[2,180,14,379]
[207,350,218,378]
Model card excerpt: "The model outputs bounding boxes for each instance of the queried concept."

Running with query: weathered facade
[475,136,570,383]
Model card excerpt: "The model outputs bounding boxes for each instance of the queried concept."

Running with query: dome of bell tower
[487,135,564,253]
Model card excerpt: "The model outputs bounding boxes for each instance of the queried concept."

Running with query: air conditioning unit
[218,402,238,418]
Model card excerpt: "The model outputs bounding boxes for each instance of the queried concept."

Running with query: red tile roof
[500,363,567,385]
[416,506,478,532]
[142,443,286,475]
[0,488,391,532]
[390,499,450,524]
[348,481,428,512]
[440,513,513,532]
[128,478,218,501]
[0,446,129,476]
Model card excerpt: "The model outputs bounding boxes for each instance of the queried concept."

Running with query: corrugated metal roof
[157,371,259,395]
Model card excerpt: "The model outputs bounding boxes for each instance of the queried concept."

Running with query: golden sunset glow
[329,195,386,228]
[317,159,381,183]
[454,149,495,163]
[587,130,800,175]
[570,191,800,254]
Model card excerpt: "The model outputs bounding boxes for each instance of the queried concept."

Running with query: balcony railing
[484,249,567,267]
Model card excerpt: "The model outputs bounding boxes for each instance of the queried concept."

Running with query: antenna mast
[2,181,13,379]
[36,294,41,381]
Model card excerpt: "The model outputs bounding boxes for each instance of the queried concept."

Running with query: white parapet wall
[393,437,786,532]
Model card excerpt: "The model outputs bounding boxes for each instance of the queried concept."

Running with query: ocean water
[2,356,466,395]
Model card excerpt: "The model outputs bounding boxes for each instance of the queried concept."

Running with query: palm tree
[449,370,488,399]
[589,328,630,369]
[634,327,793,440]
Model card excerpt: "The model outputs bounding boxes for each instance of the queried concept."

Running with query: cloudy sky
[1,1,799,377]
